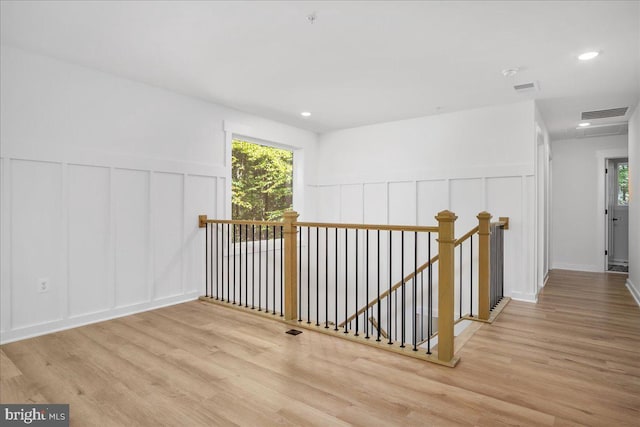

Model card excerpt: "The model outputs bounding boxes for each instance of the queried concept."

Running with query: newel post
[477,211,492,321]
[283,210,299,321]
[436,210,457,363]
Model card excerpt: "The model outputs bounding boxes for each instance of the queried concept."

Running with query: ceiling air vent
[581,107,628,120]
[513,81,539,93]
[576,123,628,138]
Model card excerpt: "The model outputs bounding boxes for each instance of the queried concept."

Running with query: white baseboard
[0,292,200,345]
[510,292,538,303]
[626,278,640,308]
[551,262,602,273]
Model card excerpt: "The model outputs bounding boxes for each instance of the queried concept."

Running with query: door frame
[606,157,629,268]
[596,148,628,271]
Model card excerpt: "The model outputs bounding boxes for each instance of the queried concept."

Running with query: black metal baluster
[377,230,381,342]
[226,223,230,303]
[298,225,302,321]
[400,231,405,348]
[273,225,276,315]
[420,270,424,342]
[280,226,284,316]
[344,228,348,334]
[365,229,369,339]
[258,225,262,311]
[334,228,338,331]
[232,224,236,304]
[388,230,393,345]
[245,225,249,307]
[239,224,242,305]
[316,227,320,326]
[251,225,255,309]
[470,235,473,317]
[500,227,504,301]
[266,226,269,311]
[427,232,432,355]
[354,229,359,337]
[216,223,219,300]
[265,226,269,314]
[459,243,463,318]
[413,231,417,351]
[205,223,209,297]
[325,227,329,328]
[307,226,311,324]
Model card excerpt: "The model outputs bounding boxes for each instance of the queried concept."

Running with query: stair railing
[198,210,508,367]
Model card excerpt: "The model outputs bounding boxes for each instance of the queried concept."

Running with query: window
[617,162,629,206]
[231,139,293,222]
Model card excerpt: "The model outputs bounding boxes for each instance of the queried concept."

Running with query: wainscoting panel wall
[114,169,151,308]
[68,164,111,318]
[340,184,364,223]
[311,173,535,302]
[0,157,222,344]
[416,179,448,225]
[487,176,523,300]
[363,183,387,224]
[184,174,218,295]
[9,160,64,330]
[450,178,484,232]
[388,181,416,226]
[152,172,185,300]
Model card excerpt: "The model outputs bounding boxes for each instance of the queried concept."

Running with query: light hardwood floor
[1,270,639,426]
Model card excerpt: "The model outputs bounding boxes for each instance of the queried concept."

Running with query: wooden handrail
[204,218,283,227]
[455,226,479,246]
[338,224,479,328]
[492,217,509,229]
[294,221,438,233]
[338,252,440,327]
[200,215,439,233]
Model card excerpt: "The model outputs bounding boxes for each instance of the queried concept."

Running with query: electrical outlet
[38,278,49,293]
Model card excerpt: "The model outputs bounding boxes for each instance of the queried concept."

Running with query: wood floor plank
[1,269,639,425]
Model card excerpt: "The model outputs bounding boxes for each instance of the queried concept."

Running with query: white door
[607,158,629,271]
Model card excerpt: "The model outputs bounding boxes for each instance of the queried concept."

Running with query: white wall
[313,101,538,302]
[628,102,640,304]
[550,135,628,272]
[0,46,317,343]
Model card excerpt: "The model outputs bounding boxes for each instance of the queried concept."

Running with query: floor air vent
[581,107,628,120]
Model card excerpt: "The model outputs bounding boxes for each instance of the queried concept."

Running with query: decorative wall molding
[0,156,219,344]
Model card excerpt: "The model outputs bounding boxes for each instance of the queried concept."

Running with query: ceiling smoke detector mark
[502,68,520,77]
[306,13,316,24]
[513,81,539,93]
[581,107,628,120]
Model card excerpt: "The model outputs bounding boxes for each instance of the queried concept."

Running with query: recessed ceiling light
[578,51,599,61]
[301,112,311,117]
[501,68,519,77]
[578,122,591,127]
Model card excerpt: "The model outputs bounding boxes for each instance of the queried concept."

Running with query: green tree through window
[232,140,293,228]
[617,162,629,206]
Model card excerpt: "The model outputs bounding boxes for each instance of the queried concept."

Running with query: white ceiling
[1,1,639,139]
